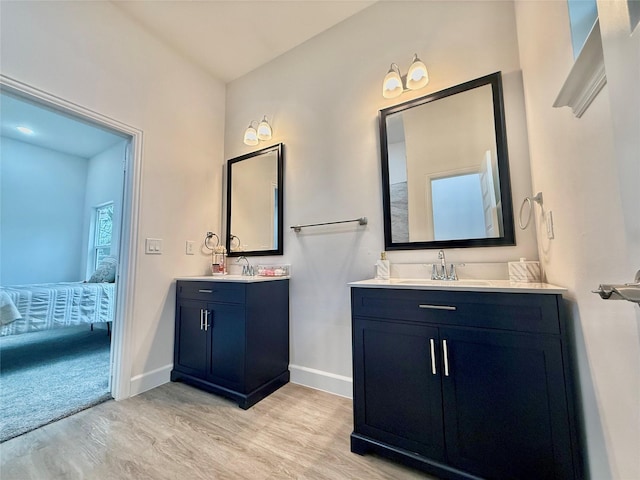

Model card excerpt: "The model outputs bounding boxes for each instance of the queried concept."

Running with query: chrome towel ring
[518,192,543,229]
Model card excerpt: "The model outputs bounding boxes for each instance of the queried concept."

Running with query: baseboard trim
[129,364,172,397]
[128,364,352,399]
[289,364,353,399]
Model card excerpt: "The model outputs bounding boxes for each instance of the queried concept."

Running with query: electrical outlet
[186,240,195,255]
[545,211,555,239]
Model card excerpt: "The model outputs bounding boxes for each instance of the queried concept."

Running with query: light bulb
[406,54,429,91]
[382,64,403,99]
[257,116,272,141]
[243,124,258,146]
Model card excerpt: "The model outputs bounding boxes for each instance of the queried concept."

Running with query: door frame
[0,74,142,401]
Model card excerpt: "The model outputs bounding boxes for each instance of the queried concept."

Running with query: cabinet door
[175,299,209,376]
[441,327,575,480]
[207,303,245,390]
[353,318,445,460]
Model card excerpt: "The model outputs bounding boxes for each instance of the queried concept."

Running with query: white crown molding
[554,19,607,118]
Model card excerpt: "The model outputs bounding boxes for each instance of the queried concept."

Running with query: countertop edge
[348,278,567,294]
[176,275,290,283]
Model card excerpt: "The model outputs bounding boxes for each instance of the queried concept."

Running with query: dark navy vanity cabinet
[351,286,581,480]
[172,278,289,409]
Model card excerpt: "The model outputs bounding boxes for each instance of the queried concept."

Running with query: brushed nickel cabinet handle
[429,338,437,375]
[419,304,456,311]
[199,309,204,330]
[198,289,214,293]
[443,340,450,377]
[204,310,209,331]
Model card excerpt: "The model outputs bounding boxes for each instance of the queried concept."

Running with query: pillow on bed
[88,256,117,283]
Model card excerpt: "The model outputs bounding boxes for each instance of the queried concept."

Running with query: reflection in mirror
[380,72,515,250]
[226,143,283,256]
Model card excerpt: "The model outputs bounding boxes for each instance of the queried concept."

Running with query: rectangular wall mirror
[226,143,284,256]
[380,72,515,250]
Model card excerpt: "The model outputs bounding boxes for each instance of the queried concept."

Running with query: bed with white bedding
[0,282,115,336]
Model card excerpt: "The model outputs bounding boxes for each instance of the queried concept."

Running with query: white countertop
[348,278,566,294]
[176,275,289,283]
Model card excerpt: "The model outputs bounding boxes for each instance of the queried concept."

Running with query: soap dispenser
[376,252,390,280]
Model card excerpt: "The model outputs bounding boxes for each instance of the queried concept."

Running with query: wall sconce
[243,115,272,146]
[382,53,429,99]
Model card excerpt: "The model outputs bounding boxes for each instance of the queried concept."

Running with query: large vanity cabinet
[351,285,581,480]
[171,277,289,409]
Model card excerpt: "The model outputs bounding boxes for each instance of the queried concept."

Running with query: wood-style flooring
[0,382,437,479]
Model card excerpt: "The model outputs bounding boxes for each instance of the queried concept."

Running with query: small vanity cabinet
[171,277,289,409]
[350,284,581,480]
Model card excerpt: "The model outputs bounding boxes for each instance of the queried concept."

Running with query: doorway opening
[0,75,142,440]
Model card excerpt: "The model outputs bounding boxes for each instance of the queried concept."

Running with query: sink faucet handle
[431,264,440,280]
[449,264,458,281]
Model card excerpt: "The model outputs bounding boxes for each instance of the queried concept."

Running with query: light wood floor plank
[1,382,437,479]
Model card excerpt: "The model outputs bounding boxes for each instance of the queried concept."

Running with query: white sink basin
[395,279,491,286]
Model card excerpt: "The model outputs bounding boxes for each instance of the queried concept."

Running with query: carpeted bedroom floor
[0,325,112,443]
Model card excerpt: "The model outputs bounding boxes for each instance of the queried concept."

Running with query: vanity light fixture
[243,116,272,146]
[382,53,429,99]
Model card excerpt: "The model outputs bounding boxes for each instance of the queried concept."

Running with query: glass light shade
[256,116,272,141]
[382,66,403,99]
[243,125,259,146]
[406,55,429,91]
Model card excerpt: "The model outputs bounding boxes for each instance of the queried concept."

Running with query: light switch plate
[186,241,195,255]
[145,238,163,254]
[545,211,555,239]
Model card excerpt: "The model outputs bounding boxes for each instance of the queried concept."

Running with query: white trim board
[0,74,144,402]
[130,364,173,397]
[289,364,353,399]
[553,19,606,118]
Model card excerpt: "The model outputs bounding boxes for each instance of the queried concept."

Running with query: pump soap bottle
[376,252,390,280]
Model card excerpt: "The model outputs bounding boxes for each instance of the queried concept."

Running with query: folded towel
[0,291,22,325]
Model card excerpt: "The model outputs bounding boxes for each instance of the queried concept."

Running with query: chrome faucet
[432,250,448,280]
[439,250,447,276]
[431,250,462,281]
[236,256,254,276]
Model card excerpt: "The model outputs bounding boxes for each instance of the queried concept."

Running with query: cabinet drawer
[177,281,245,304]
[351,287,561,334]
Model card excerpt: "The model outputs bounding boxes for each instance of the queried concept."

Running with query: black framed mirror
[380,72,515,250]
[226,143,284,256]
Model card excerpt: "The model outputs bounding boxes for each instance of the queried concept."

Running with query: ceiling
[111,0,376,83]
[0,2,375,155]
[0,92,127,158]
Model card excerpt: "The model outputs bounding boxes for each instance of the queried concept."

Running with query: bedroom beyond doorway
[0,87,131,441]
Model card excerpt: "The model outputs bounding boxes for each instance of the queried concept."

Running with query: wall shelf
[553,19,606,118]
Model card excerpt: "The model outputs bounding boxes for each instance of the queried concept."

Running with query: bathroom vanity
[171,276,289,409]
[350,279,581,480]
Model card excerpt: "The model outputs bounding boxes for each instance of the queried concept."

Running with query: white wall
[0,1,226,392]
[81,140,127,279]
[514,1,639,478]
[0,137,87,284]
[225,1,537,395]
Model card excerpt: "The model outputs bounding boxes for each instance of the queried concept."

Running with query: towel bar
[290,217,367,233]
